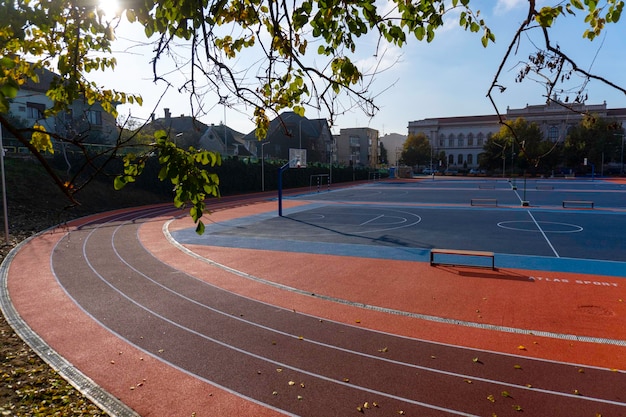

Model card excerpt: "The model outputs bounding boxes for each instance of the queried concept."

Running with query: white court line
[527,210,560,258]
[359,214,384,226]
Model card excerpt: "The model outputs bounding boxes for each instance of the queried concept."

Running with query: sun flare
[98,0,120,18]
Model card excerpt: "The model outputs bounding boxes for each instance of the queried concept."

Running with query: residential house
[243,112,333,165]
[144,108,208,149]
[198,123,250,157]
[8,67,118,146]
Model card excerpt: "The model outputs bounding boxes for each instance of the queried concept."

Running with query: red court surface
[2,192,626,417]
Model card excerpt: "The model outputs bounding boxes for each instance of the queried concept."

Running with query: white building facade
[408,102,626,170]
[408,115,500,169]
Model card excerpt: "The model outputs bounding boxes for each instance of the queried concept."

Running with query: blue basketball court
[173,177,626,277]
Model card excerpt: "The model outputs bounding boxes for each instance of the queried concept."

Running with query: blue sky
[97,0,626,136]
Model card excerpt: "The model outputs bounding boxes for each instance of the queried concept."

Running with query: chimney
[164,108,171,123]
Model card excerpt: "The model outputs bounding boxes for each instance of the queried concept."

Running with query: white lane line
[74,214,481,417]
[166,218,626,348]
[95,211,626,410]
[527,210,560,258]
[46,208,626,415]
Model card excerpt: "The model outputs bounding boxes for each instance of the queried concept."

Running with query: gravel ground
[1,225,110,416]
[0,178,167,416]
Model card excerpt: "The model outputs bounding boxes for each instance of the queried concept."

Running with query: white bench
[430,248,495,270]
[470,198,497,207]
[562,200,594,209]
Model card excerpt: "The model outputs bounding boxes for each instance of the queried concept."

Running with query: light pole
[0,124,9,245]
[261,141,269,192]
[614,133,625,175]
[395,147,401,176]
[299,119,305,150]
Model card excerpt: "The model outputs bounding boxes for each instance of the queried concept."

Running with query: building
[145,108,209,149]
[242,112,333,165]
[335,127,379,168]
[379,133,407,166]
[407,102,626,169]
[8,68,118,144]
[408,115,501,169]
[198,123,249,157]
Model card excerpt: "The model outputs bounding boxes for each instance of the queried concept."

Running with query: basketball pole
[278,158,299,216]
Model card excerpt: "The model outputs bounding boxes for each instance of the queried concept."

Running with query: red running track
[4,199,626,417]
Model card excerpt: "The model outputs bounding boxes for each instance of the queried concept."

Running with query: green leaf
[114,176,127,190]
[0,96,10,114]
[195,221,205,235]
[0,57,15,69]
[293,105,305,117]
[0,79,19,99]
[415,26,425,40]
[570,0,584,10]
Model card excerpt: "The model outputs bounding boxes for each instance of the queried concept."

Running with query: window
[548,126,559,142]
[349,136,360,147]
[457,154,463,165]
[85,110,102,125]
[448,138,454,147]
[468,134,474,146]
[26,102,45,119]
[448,154,454,165]
[467,154,473,165]
[458,138,464,147]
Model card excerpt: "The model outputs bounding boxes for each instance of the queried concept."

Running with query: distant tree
[481,118,555,174]
[563,114,624,169]
[479,135,510,172]
[400,133,431,167]
[379,142,388,165]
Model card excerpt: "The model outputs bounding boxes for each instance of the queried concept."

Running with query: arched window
[467,133,474,146]
[448,133,455,147]
[467,154,473,165]
[458,133,465,147]
[439,133,445,147]
[448,154,454,165]
[457,154,463,165]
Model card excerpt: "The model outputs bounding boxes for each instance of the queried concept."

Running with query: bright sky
[95,0,626,136]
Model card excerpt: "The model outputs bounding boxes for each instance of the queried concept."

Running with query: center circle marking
[497,221,583,233]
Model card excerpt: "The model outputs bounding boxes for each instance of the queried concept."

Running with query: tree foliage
[400,133,431,167]
[563,114,624,169]
[480,118,558,174]
[1,0,624,231]
[479,134,510,172]
[379,141,388,165]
